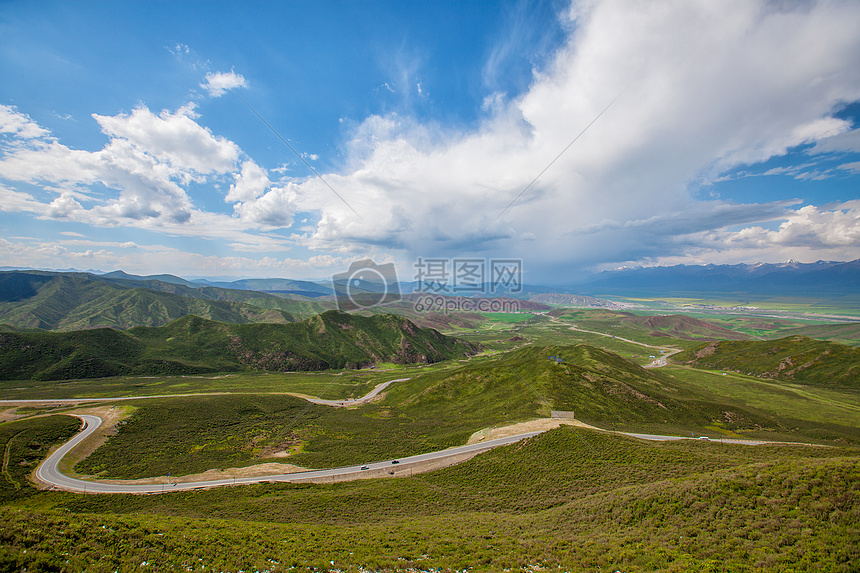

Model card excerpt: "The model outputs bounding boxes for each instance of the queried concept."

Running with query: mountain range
[0,311,479,381]
[1,258,858,333]
[578,259,860,295]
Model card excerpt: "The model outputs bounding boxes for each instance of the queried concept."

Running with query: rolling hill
[550,308,751,341]
[621,313,751,340]
[673,336,860,388]
[0,311,480,381]
[0,271,332,330]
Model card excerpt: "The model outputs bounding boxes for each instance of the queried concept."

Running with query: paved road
[36,413,545,494]
[37,412,799,494]
[305,378,408,407]
[0,378,409,407]
[546,315,681,367]
[0,393,231,405]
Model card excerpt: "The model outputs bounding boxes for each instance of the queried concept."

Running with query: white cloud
[0,184,46,213]
[93,104,239,175]
[0,105,50,139]
[44,193,84,219]
[225,160,271,203]
[3,0,860,279]
[233,185,299,228]
[275,0,860,276]
[0,236,357,279]
[0,102,250,233]
[639,201,860,266]
[201,70,247,97]
[811,127,860,154]
[838,161,860,173]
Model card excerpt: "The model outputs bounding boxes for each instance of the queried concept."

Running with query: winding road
[26,366,809,494]
[37,414,546,494]
[546,315,682,367]
[35,416,791,494]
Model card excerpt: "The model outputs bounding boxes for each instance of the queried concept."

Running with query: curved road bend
[305,378,407,407]
[37,414,544,494]
[546,315,681,367]
[38,414,794,494]
[1,378,410,407]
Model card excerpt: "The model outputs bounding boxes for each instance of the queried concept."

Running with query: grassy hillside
[0,311,479,381]
[0,415,81,503]
[3,423,858,572]
[446,344,777,432]
[549,308,750,341]
[776,321,860,346]
[673,336,860,388]
[0,271,331,330]
[69,340,849,481]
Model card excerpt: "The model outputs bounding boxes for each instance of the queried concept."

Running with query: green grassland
[481,312,538,323]
[599,292,860,316]
[659,366,860,435]
[471,316,693,366]
[778,321,860,346]
[2,424,858,572]
[0,311,478,382]
[549,309,750,342]
[0,370,387,401]
[2,303,860,571]
[674,336,860,388]
[64,338,860,480]
[0,270,333,331]
[0,415,80,503]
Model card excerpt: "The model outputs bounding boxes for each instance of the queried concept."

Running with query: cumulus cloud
[3,0,860,279]
[0,102,297,253]
[201,70,247,97]
[0,105,50,139]
[226,160,271,203]
[93,104,239,175]
[638,201,860,267]
[0,101,247,228]
[233,185,299,227]
[275,0,860,276]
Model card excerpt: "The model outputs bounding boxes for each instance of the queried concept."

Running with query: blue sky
[1,0,859,284]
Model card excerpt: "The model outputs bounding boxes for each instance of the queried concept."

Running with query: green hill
[673,335,860,388]
[0,271,331,330]
[774,321,860,346]
[0,311,479,381]
[621,313,751,340]
[1,422,857,572]
[550,308,751,341]
[419,343,758,430]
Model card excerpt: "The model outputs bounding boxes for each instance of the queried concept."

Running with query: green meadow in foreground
[1,421,858,572]
[70,341,860,481]
[2,309,860,571]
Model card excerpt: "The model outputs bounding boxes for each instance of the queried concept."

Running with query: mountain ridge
[0,311,479,381]
[581,258,860,295]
